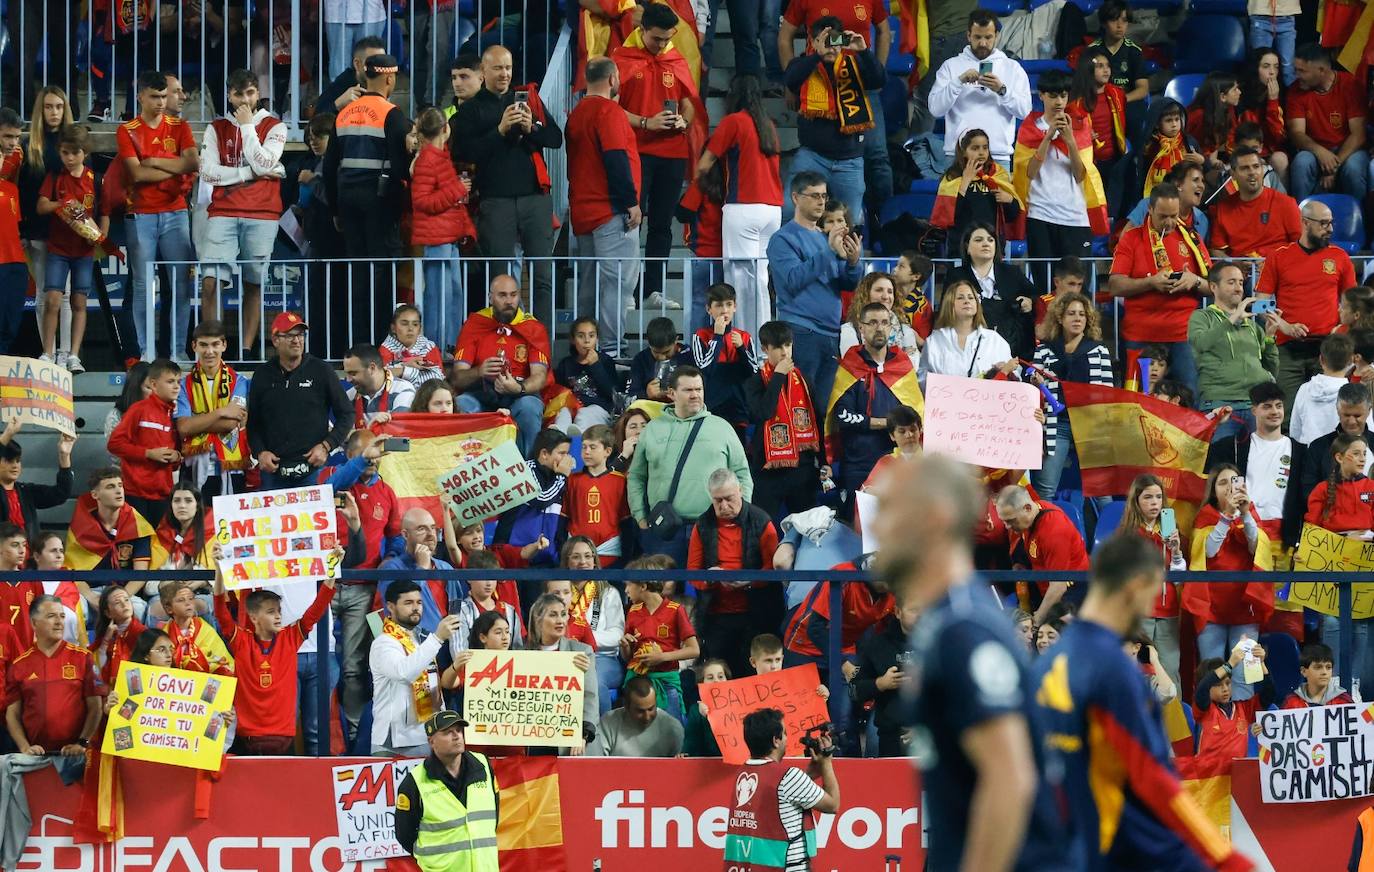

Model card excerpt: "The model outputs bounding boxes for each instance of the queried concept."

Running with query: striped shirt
[1032,342,1114,455]
[744,759,825,871]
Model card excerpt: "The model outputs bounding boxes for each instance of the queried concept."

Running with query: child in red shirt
[565,425,631,566]
[621,558,700,723]
[1193,644,1274,762]
[106,359,182,525]
[1305,433,1374,536]
[213,548,338,755]
[0,109,25,355]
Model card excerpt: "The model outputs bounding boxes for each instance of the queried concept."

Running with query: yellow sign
[101,662,238,770]
[463,650,584,748]
[1289,523,1374,618]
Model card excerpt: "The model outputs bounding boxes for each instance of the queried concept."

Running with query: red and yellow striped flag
[1063,383,1219,501]
[373,412,517,521]
[1176,751,1233,836]
[1362,703,1374,725]
[493,756,567,871]
[895,0,930,85]
[1258,743,1271,764]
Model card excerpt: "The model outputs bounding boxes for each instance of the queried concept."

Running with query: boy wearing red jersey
[0,109,24,355]
[565,425,630,566]
[620,559,700,723]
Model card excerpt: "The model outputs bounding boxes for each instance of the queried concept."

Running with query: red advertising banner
[19,756,925,871]
[1230,757,1365,869]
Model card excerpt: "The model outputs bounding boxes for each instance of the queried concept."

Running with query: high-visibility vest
[334,93,395,190]
[411,753,500,872]
[1357,807,1374,871]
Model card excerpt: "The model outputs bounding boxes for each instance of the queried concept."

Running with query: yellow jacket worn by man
[394,711,500,872]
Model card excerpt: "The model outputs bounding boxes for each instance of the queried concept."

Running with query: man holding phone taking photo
[1188,261,1282,442]
[926,10,1031,172]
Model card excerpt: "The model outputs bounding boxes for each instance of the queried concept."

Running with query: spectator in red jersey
[688,468,782,680]
[744,321,828,520]
[1286,43,1368,201]
[34,124,104,372]
[567,56,642,357]
[1185,73,1243,180]
[1255,197,1357,413]
[565,425,632,566]
[621,557,700,723]
[0,421,75,540]
[94,586,147,688]
[1069,48,1128,215]
[342,344,417,427]
[161,579,234,674]
[451,552,526,655]
[1108,181,1212,398]
[995,485,1091,623]
[1281,643,1353,708]
[106,358,182,525]
[782,562,893,678]
[0,110,26,355]
[1306,432,1374,684]
[382,305,446,392]
[1207,146,1302,260]
[117,71,198,359]
[1193,645,1274,762]
[0,524,42,645]
[6,596,100,762]
[213,549,338,755]
[677,166,726,320]
[199,70,287,359]
[696,74,784,338]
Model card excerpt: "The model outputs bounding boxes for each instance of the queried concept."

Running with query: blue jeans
[422,243,463,350]
[595,652,624,717]
[863,91,893,206]
[1290,149,1371,202]
[713,0,762,76]
[325,20,387,80]
[784,149,866,230]
[297,650,340,756]
[1125,339,1198,400]
[1248,16,1296,85]
[127,210,193,360]
[790,326,840,421]
[1204,404,1255,444]
[760,0,783,81]
[1324,615,1374,697]
[1197,622,1261,701]
[0,262,26,354]
[457,392,543,456]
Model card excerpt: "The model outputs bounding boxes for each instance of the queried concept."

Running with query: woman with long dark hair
[696,74,783,337]
[104,362,151,464]
[1186,73,1242,177]
[941,224,1037,359]
[1069,47,1128,213]
[1238,48,1290,188]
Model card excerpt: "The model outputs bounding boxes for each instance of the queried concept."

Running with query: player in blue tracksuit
[1033,533,1254,872]
[871,454,1077,872]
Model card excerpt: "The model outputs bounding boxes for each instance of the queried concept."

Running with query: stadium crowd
[0,0,1372,867]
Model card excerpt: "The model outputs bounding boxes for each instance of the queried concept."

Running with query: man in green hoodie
[1187,261,1283,442]
[628,365,753,565]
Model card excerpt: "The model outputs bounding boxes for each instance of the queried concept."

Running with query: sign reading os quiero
[437,440,540,526]
[102,662,237,771]
[463,650,585,747]
[212,485,340,589]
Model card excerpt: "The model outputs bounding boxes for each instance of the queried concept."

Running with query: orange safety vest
[334,94,395,188]
[1358,807,1374,871]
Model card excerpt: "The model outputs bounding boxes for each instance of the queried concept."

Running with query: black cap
[365,54,400,77]
[424,710,469,736]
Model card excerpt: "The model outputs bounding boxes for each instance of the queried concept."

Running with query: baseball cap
[365,54,401,77]
[271,311,308,335]
[425,710,469,736]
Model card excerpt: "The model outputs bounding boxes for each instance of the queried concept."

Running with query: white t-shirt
[1246,434,1293,523]
[1026,119,1090,227]
[742,760,826,872]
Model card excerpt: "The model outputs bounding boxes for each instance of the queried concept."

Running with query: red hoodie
[408,144,476,247]
[107,394,179,500]
[1305,476,1374,534]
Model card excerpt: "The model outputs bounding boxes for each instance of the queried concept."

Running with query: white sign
[330,759,420,862]
[212,485,340,590]
[1257,703,1374,803]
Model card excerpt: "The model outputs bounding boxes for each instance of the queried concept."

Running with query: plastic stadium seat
[1189,0,1246,12]
[1007,240,1028,257]
[978,0,1027,13]
[1133,0,1182,10]
[1091,500,1126,551]
[1019,59,1072,75]
[1163,74,1207,108]
[886,51,915,77]
[1174,15,1246,74]
[878,193,937,226]
[1260,632,1302,701]
[910,178,940,194]
[1052,500,1086,540]
[1300,194,1366,254]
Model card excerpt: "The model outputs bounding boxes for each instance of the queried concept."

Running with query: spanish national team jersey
[1032,620,1252,872]
[905,580,1075,872]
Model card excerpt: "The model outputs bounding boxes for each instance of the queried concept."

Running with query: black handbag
[647,418,705,538]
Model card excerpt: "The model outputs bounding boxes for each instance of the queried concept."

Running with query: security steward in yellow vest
[394,711,500,872]
[321,51,411,259]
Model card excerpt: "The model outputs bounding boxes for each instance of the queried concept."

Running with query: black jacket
[313,68,359,118]
[0,472,74,533]
[944,263,1037,360]
[394,753,500,855]
[850,616,910,753]
[784,51,885,161]
[451,88,564,200]
[742,368,827,473]
[246,354,352,470]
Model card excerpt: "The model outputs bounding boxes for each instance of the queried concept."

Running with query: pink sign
[923,373,1044,470]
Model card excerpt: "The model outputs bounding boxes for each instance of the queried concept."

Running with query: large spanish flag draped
[65,493,168,570]
[895,0,930,85]
[1062,383,1219,501]
[614,35,709,180]
[1184,504,1275,630]
[1320,0,1374,74]
[494,756,567,871]
[1012,112,1110,235]
[455,309,581,428]
[1175,742,1234,835]
[373,412,518,520]
[824,346,924,464]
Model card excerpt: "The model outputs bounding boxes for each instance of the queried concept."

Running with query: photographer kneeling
[723,709,841,871]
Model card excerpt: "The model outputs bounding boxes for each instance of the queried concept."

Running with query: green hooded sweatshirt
[627,405,753,523]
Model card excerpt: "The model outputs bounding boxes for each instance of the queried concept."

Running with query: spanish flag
[1184,503,1275,629]
[573,0,637,90]
[1063,383,1218,502]
[895,0,931,85]
[65,493,167,570]
[614,35,709,180]
[373,412,517,521]
[493,756,567,871]
[453,308,580,428]
[1162,695,1195,759]
[1070,84,1128,159]
[1013,112,1111,235]
[930,162,1022,230]
[1321,0,1374,73]
[1175,751,1233,836]
[824,346,924,464]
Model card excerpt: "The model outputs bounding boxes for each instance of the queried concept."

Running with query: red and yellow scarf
[759,362,821,469]
[798,52,875,135]
[1011,112,1110,234]
[1144,132,1186,196]
[1149,222,1211,276]
[167,616,235,675]
[182,364,248,469]
[931,161,1021,230]
[382,616,438,721]
[1071,84,1127,158]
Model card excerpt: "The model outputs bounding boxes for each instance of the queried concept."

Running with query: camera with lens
[800,722,836,757]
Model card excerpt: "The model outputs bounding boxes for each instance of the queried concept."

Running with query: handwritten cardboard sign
[331,759,421,862]
[1257,703,1374,803]
[1289,523,1374,619]
[212,485,340,590]
[102,662,237,770]
[922,373,1043,470]
[703,664,831,765]
[437,440,540,526]
[463,650,585,748]
[0,355,75,436]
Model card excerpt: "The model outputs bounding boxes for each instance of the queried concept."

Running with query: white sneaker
[66,355,85,374]
[55,351,68,369]
[38,353,55,364]
[643,291,683,310]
